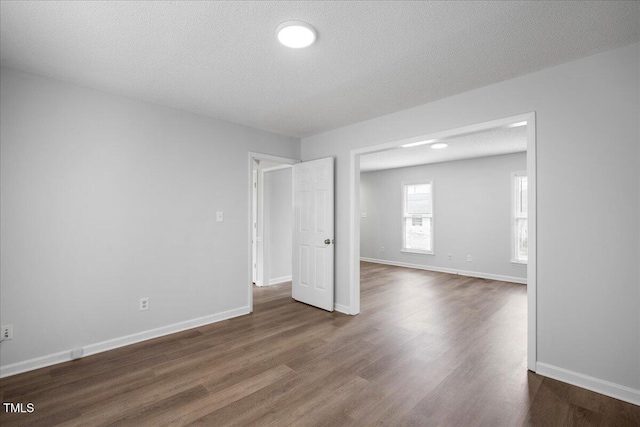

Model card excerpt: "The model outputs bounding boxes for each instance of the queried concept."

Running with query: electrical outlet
[139,297,149,311]
[467,255,472,262]
[71,347,83,360]
[1,325,13,341]
[216,211,224,222]
[381,247,385,252]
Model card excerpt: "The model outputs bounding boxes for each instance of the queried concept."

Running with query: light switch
[216,211,224,222]
[361,212,367,218]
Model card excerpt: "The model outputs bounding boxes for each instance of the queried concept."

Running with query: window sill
[511,260,528,265]
[401,249,434,255]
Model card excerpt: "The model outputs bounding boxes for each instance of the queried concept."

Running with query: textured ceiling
[360,126,527,172]
[1,1,638,138]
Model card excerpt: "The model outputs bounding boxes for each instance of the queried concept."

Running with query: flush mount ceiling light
[508,121,528,128]
[431,143,448,149]
[400,139,437,148]
[277,21,316,48]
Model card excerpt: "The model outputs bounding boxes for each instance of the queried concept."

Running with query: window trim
[401,180,434,255]
[511,171,528,264]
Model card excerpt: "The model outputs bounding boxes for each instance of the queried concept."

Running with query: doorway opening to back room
[352,114,536,371]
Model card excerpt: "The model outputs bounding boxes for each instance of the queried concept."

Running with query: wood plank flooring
[1,261,638,426]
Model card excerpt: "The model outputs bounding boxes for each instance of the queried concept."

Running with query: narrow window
[402,182,433,254]
[512,172,528,263]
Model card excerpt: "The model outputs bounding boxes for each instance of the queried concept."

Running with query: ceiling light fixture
[277,21,316,48]
[400,139,436,148]
[508,121,527,128]
[431,143,448,149]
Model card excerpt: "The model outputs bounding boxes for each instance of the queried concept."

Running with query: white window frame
[511,171,528,264]
[401,180,434,255]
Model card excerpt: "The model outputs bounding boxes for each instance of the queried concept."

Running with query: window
[512,172,528,263]
[402,182,433,254]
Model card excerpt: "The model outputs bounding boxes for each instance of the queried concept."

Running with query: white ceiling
[360,125,527,172]
[1,1,638,138]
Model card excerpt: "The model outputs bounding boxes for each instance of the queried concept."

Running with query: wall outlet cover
[1,325,13,341]
[71,347,83,360]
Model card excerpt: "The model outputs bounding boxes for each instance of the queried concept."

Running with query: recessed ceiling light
[277,21,316,48]
[431,143,448,149]
[508,121,527,128]
[400,139,436,148]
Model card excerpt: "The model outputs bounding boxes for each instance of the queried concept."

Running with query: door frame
[247,152,299,312]
[348,112,538,371]
[252,169,258,284]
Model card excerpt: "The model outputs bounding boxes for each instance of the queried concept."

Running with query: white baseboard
[536,362,640,406]
[360,257,527,285]
[268,275,292,286]
[334,303,351,315]
[0,306,250,378]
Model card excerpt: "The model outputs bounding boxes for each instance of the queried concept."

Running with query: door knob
[324,239,332,245]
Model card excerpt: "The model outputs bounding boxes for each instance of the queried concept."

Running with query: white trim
[258,168,267,287]
[400,249,434,255]
[252,170,258,284]
[334,303,350,314]
[248,152,299,313]
[262,164,293,173]
[268,275,292,286]
[0,306,250,378]
[526,113,537,372]
[361,257,527,285]
[536,362,640,406]
[349,150,361,315]
[350,113,537,369]
[249,152,300,165]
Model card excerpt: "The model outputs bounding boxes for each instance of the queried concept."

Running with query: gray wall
[0,68,300,368]
[264,167,293,283]
[361,153,527,282]
[302,43,640,392]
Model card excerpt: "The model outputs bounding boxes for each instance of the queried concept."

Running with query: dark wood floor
[1,262,638,426]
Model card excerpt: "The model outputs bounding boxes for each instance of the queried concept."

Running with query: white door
[292,157,334,311]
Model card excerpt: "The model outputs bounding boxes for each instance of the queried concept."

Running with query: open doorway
[248,154,337,313]
[349,113,537,370]
[247,153,298,311]
[252,162,293,287]
[359,123,528,282]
